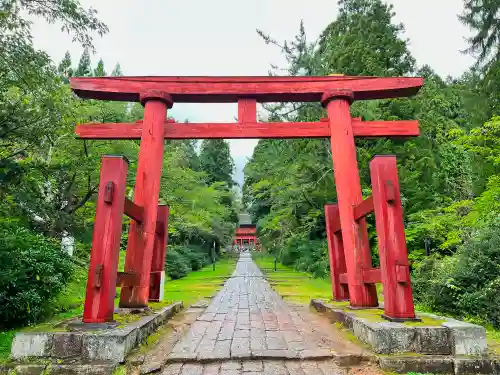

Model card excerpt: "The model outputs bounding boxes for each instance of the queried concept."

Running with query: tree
[244,0,481,277]
[460,0,500,69]
[111,63,123,77]
[57,51,74,83]
[199,140,235,187]
[93,58,106,77]
[318,0,415,76]
[75,48,91,77]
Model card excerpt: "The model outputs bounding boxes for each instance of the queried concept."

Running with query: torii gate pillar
[322,90,379,308]
[120,91,173,307]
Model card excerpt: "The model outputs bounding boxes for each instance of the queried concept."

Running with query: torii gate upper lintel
[71,75,424,324]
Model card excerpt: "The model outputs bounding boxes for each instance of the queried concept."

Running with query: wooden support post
[324,204,349,301]
[323,91,378,308]
[370,155,417,321]
[120,90,172,307]
[149,205,169,302]
[238,98,257,122]
[83,156,128,323]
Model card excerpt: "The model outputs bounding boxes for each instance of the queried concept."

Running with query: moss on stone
[112,365,127,375]
[148,301,175,312]
[346,308,446,327]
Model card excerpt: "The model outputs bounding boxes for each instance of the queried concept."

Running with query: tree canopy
[244,0,500,327]
[0,0,239,328]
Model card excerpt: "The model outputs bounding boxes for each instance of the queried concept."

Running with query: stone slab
[49,363,118,375]
[378,355,500,375]
[310,299,487,355]
[8,364,48,375]
[11,302,183,363]
[378,355,455,374]
[169,254,367,363]
[0,363,118,375]
[442,320,488,355]
[454,357,500,375]
[11,333,54,359]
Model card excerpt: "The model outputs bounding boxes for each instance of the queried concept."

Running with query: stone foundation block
[413,326,450,354]
[82,327,138,363]
[53,332,83,358]
[378,355,454,374]
[442,320,487,355]
[11,333,54,359]
[454,357,500,375]
[310,299,487,356]
[11,302,183,363]
[50,363,117,375]
[10,364,48,375]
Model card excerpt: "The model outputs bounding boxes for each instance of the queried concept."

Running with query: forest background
[1,0,500,336]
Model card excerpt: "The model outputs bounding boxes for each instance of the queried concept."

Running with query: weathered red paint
[233,235,258,241]
[73,74,423,320]
[238,98,257,122]
[75,119,420,140]
[124,197,144,223]
[324,91,378,308]
[120,91,171,308]
[235,227,257,235]
[149,205,169,302]
[370,155,416,320]
[70,76,423,103]
[83,156,128,323]
[353,196,374,220]
[324,204,349,301]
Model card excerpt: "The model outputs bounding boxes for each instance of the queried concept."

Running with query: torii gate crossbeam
[71,75,423,324]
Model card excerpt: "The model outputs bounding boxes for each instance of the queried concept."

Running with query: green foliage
[279,237,329,278]
[93,59,106,77]
[0,221,73,327]
[170,244,207,271]
[199,139,235,187]
[111,63,123,77]
[460,0,500,69]
[319,0,415,76]
[246,0,477,271]
[75,47,91,77]
[413,221,500,328]
[57,51,73,83]
[245,1,500,336]
[0,0,238,336]
[165,249,191,280]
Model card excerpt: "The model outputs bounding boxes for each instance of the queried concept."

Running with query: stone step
[378,354,500,375]
[164,350,370,367]
[159,359,370,375]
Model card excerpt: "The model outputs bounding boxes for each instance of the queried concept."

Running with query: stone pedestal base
[311,299,487,355]
[11,302,183,363]
[310,299,499,374]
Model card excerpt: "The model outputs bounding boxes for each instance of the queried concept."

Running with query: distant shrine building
[233,213,259,251]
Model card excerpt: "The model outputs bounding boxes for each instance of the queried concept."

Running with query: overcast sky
[31,0,474,187]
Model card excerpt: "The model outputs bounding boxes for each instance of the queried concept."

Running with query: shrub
[189,252,206,271]
[165,248,191,279]
[0,222,73,327]
[412,220,500,328]
[172,245,207,271]
[280,237,329,278]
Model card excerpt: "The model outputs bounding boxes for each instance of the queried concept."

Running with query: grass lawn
[0,253,237,362]
[163,256,237,308]
[253,254,334,305]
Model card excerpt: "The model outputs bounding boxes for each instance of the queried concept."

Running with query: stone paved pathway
[167,253,366,367]
[161,359,363,374]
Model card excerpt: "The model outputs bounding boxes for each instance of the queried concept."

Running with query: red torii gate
[71,75,423,324]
